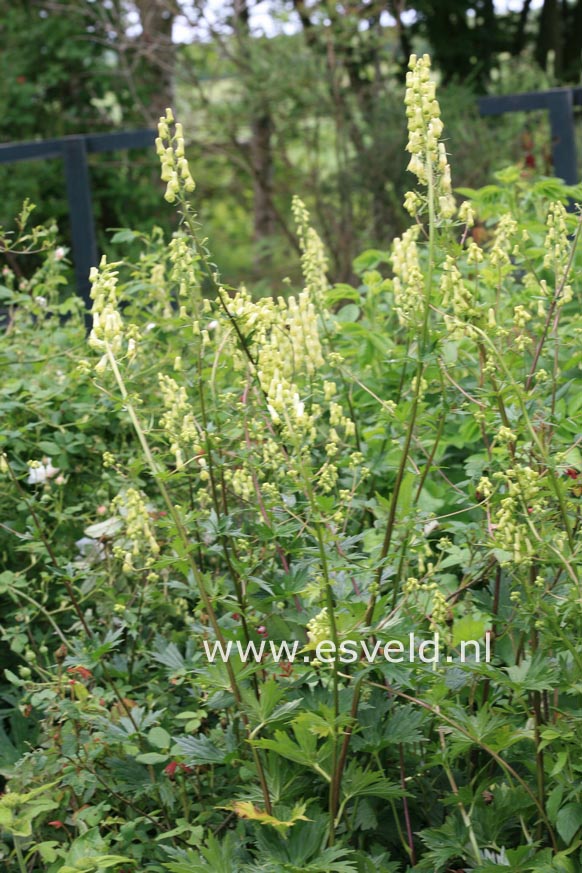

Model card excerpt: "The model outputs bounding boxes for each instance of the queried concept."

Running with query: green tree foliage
[0,0,172,267]
[1,1,580,286]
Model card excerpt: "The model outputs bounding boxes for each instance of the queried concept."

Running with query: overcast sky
[168,0,546,43]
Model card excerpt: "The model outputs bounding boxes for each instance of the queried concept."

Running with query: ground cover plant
[2,54,582,872]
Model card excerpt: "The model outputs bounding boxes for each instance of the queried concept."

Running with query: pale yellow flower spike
[157,109,196,204]
[404,54,456,220]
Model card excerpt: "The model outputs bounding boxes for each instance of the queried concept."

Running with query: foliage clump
[1,54,582,873]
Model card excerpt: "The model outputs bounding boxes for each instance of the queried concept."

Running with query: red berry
[164,761,179,778]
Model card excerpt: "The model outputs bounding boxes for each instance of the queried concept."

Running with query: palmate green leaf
[504,653,560,693]
[254,820,358,871]
[172,734,226,765]
[531,176,573,202]
[350,850,400,872]
[254,811,327,866]
[150,639,186,671]
[444,706,526,756]
[164,863,216,873]
[109,228,139,244]
[439,545,471,570]
[253,722,330,779]
[164,865,209,873]
[9,800,60,837]
[415,814,471,872]
[269,700,303,723]
[353,798,378,832]
[246,678,285,723]
[243,682,304,732]
[471,845,577,872]
[52,828,136,871]
[163,833,239,873]
[104,757,155,791]
[340,762,404,802]
[291,846,358,872]
[350,697,405,756]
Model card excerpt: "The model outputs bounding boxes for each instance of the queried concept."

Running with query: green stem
[525,213,582,391]
[469,324,578,567]
[365,160,438,625]
[13,837,27,873]
[439,729,482,865]
[104,345,272,814]
[360,675,558,850]
[314,521,340,846]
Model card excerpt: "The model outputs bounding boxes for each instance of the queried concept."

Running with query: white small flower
[207,320,218,330]
[27,457,60,485]
[292,393,305,419]
[27,466,47,485]
[267,404,280,423]
[35,296,47,308]
[54,247,66,261]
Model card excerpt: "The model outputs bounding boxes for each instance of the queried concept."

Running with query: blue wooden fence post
[0,129,156,313]
[548,90,578,185]
[62,137,98,316]
[479,87,581,185]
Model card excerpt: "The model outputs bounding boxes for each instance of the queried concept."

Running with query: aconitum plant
[2,53,582,873]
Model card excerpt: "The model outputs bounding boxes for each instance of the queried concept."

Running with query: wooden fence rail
[0,88,580,308]
[0,130,156,310]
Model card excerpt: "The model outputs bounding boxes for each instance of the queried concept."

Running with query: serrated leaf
[173,735,226,765]
[223,799,310,830]
[151,641,185,671]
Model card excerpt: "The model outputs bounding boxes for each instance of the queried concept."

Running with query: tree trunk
[233,0,276,264]
[562,0,582,80]
[250,113,276,243]
[535,0,562,75]
[134,0,176,124]
[513,0,533,54]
